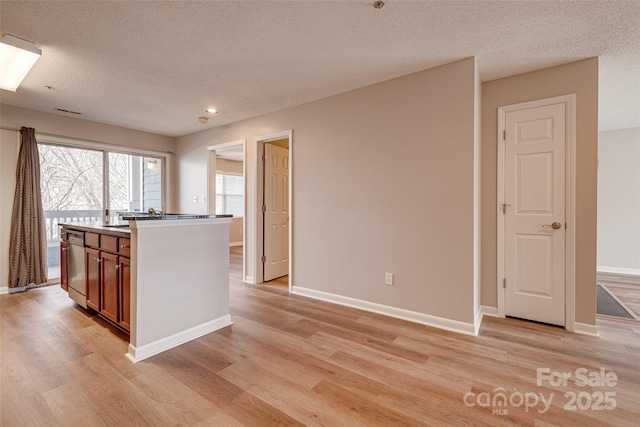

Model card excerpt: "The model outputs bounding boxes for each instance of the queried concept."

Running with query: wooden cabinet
[83,232,131,332]
[60,240,69,291]
[118,257,131,330]
[100,252,119,323]
[86,247,101,311]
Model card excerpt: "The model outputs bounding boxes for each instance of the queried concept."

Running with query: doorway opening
[254,130,292,292]
[207,140,246,282]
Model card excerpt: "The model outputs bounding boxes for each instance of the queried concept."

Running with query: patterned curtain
[8,127,48,290]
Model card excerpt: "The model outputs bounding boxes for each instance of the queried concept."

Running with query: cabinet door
[86,248,101,311]
[101,252,119,323]
[60,241,69,291]
[118,257,131,331]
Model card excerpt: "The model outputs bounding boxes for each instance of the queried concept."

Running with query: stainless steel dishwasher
[67,230,87,308]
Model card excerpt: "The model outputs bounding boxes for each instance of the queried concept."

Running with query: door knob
[542,222,562,230]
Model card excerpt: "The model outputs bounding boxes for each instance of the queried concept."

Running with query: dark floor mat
[597,285,634,319]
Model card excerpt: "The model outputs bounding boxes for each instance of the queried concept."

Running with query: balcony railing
[44,209,103,243]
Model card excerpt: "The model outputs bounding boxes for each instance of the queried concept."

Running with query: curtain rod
[0,126,175,155]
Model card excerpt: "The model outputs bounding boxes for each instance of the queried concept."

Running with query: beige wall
[228,218,243,246]
[597,127,640,272]
[177,58,480,325]
[267,138,289,149]
[0,105,176,153]
[481,58,599,326]
[216,158,243,175]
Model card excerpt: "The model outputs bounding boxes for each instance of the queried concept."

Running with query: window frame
[36,134,170,220]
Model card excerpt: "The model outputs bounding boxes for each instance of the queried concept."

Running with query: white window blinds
[215,173,244,217]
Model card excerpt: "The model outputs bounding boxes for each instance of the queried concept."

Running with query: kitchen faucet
[148,207,163,216]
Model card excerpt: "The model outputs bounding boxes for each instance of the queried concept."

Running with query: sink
[104,223,130,228]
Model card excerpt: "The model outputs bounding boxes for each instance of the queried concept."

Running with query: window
[38,142,165,279]
[216,173,243,217]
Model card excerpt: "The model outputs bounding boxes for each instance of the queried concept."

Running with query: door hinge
[261,255,266,263]
[501,203,511,214]
[261,205,266,212]
[503,130,506,140]
[261,154,266,162]
[503,278,506,288]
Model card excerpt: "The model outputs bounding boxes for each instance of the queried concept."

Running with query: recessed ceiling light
[205,107,218,114]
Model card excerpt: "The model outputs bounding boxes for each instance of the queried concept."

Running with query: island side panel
[129,218,231,357]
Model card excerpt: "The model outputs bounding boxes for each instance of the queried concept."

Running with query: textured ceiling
[0,1,638,137]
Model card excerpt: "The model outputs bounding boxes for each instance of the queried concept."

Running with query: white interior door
[504,102,566,326]
[263,143,289,281]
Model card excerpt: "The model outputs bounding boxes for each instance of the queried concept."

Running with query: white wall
[177,58,480,327]
[598,127,640,274]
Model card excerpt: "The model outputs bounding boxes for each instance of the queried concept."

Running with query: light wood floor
[2,247,639,426]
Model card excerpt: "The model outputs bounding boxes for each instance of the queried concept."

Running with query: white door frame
[206,139,247,281]
[253,130,293,292]
[497,94,576,331]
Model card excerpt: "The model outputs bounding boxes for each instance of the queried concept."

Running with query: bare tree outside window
[38,144,163,279]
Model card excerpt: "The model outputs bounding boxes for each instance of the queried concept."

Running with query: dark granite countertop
[59,221,131,237]
[60,215,232,236]
[120,214,232,221]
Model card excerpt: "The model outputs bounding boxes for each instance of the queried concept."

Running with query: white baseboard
[474,306,500,334]
[597,267,640,286]
[291,286,477,336]
[474,307,483,335]
[0,286,8,295]
[480,305,500,317]
[244,276,254,284]
[573,322,599,337]
[229,241,243,247]
[126,314,233,363]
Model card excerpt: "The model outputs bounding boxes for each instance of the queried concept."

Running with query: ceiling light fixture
[0,34,41,91]
[373,1,385,9]
[205,107,218,114]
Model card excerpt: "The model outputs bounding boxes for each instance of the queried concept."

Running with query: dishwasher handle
[67,230,85,246]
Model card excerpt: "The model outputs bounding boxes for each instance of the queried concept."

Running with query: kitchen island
[60,214,233,362]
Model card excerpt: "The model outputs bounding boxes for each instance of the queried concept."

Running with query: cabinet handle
[115,264,120,270]
[120,244,129,248]
[94,257,103,263]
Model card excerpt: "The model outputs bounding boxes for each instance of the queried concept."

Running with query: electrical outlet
[193,196,198,203]
[201,196,206,203]
[385,272,394,286]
